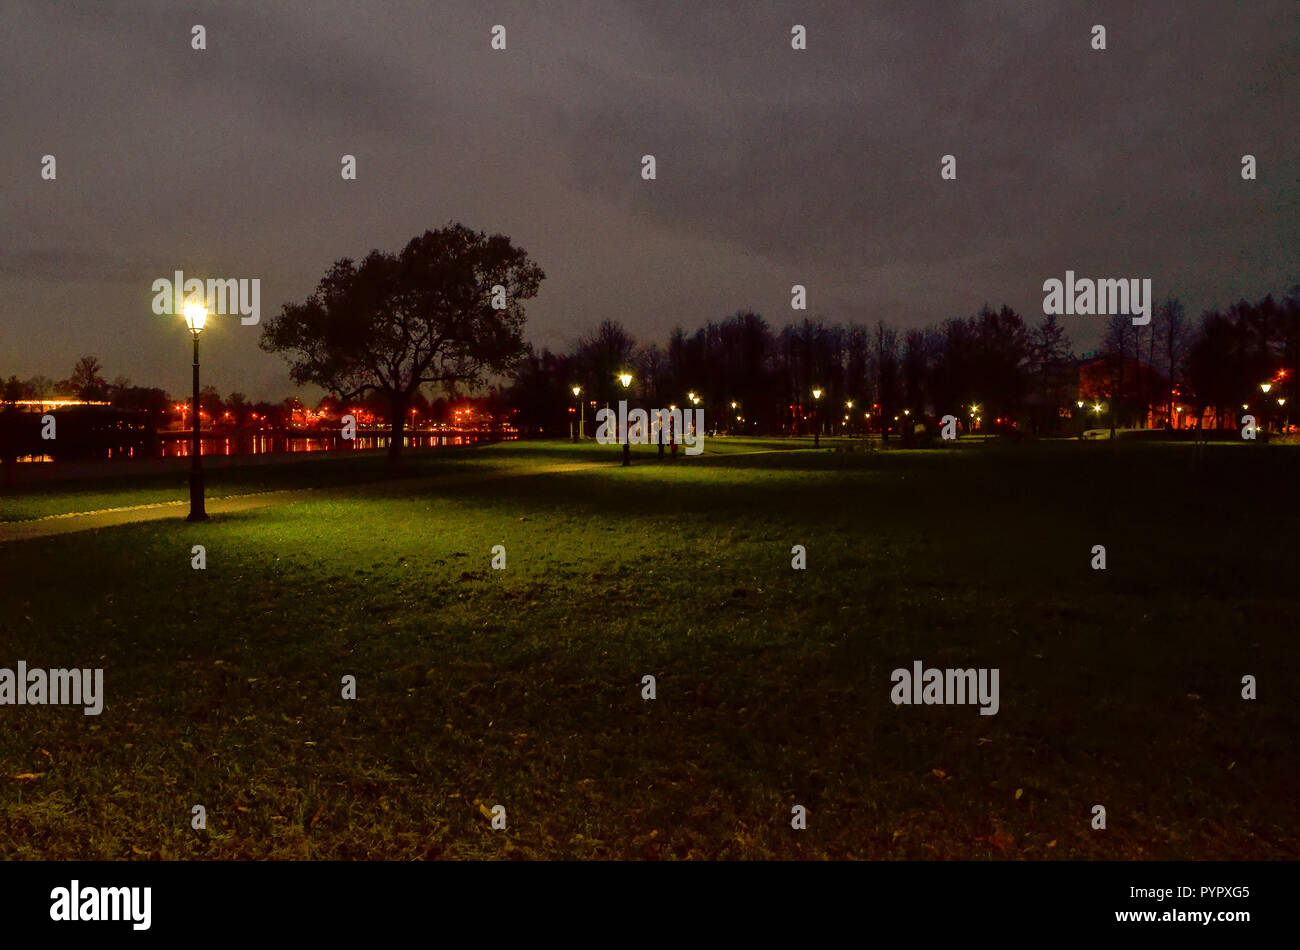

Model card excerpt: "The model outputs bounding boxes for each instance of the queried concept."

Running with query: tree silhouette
[261,224,543,462]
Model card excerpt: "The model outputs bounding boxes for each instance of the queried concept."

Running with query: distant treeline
[508,286,1300,437]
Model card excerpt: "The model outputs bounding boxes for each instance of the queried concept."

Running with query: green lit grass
[1,439,1296,859]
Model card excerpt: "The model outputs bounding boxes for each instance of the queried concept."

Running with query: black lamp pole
[620,378,632,466]
[187,329,207,521]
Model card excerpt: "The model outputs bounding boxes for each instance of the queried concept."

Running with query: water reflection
[13,429,512,463]
[158,431,504,458]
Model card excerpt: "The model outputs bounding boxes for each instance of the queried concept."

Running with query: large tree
[261,224,543,461]
[69,355,108,400]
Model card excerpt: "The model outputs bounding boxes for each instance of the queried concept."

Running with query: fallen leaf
[479,803,494,820]
[1015,788,1023,800]
[988,830,1016,852]
[13,772,45,781]
[931,768,948,780]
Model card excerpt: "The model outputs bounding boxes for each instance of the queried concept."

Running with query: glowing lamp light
[812,389,822,400]
[1261,383,1272,394]
[572,385,581,397]
[183,302,208,333]
[619,373,632,388]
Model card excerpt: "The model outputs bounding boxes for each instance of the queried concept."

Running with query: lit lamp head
[812,389,822,400]
[1261,382,1272,394]
[183,302,208,334]
[572,385,581,397]
[619,373,632,389]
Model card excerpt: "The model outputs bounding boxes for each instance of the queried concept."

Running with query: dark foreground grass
[0,438,1296,859]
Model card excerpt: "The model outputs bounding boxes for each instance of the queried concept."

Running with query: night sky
[2,0,1296,400]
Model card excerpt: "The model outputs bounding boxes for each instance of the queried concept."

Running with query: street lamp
[811,388,823,447]
[571,385,582,442]
[183,302,208,521]
[619,372,632,466]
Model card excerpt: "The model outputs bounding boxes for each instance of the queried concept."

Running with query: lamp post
[183,302,208,521]
[812,388,822,447]
[1260,382,1272,432]
[571,385,582,442]
[619,372,632,466]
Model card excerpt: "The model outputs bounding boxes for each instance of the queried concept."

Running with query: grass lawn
[0,436,804,522]
[1,437,1296,859]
